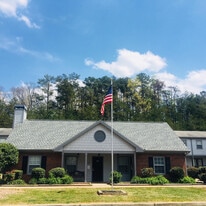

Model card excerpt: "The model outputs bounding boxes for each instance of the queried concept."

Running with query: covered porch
[62,152,136,182]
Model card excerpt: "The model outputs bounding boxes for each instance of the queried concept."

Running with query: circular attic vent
[94,130,106,142]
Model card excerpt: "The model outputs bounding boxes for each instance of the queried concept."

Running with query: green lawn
[1,186,206,205]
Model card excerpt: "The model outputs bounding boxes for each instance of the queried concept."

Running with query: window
[153,157,165,174]
[28,156,41,174]
[65,156,77,173]
[94,130,106,142]
[196,140,203,149]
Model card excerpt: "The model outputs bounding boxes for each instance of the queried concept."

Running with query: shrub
[199,166,206,174]
[9,179,26,185]
[110,171,122,183]
[61,175,73,184]
[169,167,184,183]
[47,177,62,184]
[49,167,66,178]
[179,176,196,184]
[29,178,37,184]
[187,167,199,178]
[37,178,48,184]
[0,143,19,173]
[151,175,169,185]
[131,176,143,184]
[141,168,154,178]
[199,173,206,183]
[0,179,5,184]
[12,170,23,180]
[31,168,45,179]
[131,175,169,185]
[3,172,15,183]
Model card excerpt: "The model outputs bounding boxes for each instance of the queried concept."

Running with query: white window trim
[27,155,41,175]
[196,140,203,150]
[153,156,165,175]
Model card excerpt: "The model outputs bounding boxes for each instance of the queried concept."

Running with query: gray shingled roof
[111,122,189,152]
[0,128,12,143]
[6,120,189,153]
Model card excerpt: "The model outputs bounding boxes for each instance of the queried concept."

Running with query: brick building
[5,105,189,182]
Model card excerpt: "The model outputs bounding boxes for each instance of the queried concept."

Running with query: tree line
[0,72,206,130]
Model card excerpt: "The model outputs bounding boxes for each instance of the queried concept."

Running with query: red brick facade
[136,153,186,176]
[15,151,62,182]
[13,151,187,182]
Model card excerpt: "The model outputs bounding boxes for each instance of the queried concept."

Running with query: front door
[92,156,103,182]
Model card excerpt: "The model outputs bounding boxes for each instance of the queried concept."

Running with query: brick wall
[136,153,186,176]
[14,151,62,182]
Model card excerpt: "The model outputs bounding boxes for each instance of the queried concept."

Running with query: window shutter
[22,156,28,174]
[165,157,171,174]
[41,156,47,170]
[148,157,153,168]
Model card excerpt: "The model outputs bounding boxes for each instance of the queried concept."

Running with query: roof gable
[57,122,136,152]
[55,121,140,152]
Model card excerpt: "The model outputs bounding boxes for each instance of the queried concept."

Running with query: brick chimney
[13,105,27,128]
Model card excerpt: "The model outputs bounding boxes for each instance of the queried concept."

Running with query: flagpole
[111,78,114,189]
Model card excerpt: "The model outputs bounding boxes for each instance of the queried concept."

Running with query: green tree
[0,143,19,173]
[56,73,80,119]
[37,74,57,119]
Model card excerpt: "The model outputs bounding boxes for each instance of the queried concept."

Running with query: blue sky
[1,0,206,94]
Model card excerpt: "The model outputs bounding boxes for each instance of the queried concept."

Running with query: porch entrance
[92,156,103,182]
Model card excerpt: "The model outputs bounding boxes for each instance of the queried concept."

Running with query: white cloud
[0,38,60,62]
[155,70,206,94]
[0,0,39,29]
[85,49,167,77]
[85,48,206,94]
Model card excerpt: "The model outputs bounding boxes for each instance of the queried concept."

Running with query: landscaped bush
[110,171,122,183]
[0,179,5,184]
[9,179,26,185]
[131,176,148,184]
[199,173,206,183]
[31,168,45,179]
[141,168,154,178]
[149,175,169,185]
[169,167,184,183]
[131,175,169,185]
[29,178,37,184]
[187,167,199,178]
[12,170,23,180]
[61,175,73,184]
[3,172,15,183]
[47,177,62,184]
[49,167,66,178]
[199,166,206,174]
[179,176,196,184]
[37,178,48,184]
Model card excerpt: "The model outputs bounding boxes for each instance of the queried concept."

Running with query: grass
[1,186,206,205]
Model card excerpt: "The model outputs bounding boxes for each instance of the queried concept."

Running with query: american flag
[100,86,113,115]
